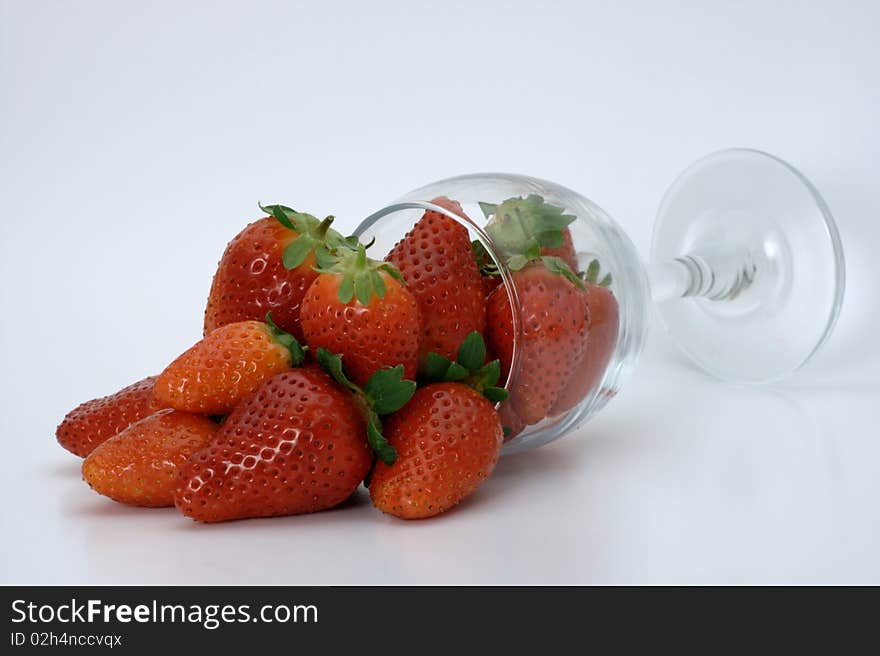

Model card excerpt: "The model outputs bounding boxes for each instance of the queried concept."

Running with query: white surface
[2,0,878,584]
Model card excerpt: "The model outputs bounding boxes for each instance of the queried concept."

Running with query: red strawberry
[498,402,525,442]
[550,261,619,415]
[82,409,217,507]
[370,332,506,519]
[56,376,162,457]
[154,317,303,415]
[300,244,420,387]
[386,197,486,364]
[204,205,349,339]
[486,262,590,426]
[481,194,577,266]
[370,383,503,519]
[175,367,372,522]
[476,194,579,309]
[482,274,502,298]
[541,227,578,272]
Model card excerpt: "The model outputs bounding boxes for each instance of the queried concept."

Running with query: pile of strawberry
[57,195,617,522]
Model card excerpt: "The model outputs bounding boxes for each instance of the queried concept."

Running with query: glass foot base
[651,148,845,383]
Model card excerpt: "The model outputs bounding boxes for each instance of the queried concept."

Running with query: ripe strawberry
[82,409,217,507]
[204,204,350,339]
[56,376,162,457]
[370,332,506,519]
[480,194,577,267]
[386,197,486,364]
[486,261,590,426]
[300,244,420,387]
[154,316,304,415]
[541,227,578,272]
[176,367,377,522]
[475,194,579,302]
[551,260,619,415]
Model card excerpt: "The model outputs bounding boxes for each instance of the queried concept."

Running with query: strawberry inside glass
[355,150,845,453]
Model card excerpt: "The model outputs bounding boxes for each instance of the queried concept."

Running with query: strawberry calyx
[582,258,613,288]
[258,202,356,271]
[265,312,306,367]
[481,194,576,256]
[471,240,500,277]
[478,195,585,289]
[422,332,508,404]
[314,242,406,306]
[316,348,416,465]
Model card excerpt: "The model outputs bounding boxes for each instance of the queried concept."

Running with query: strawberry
[370,332,506,519]
[477,195,598,428]
[485,261,590,427]
[480,194,578,267]
[541,226,578,272]
[56,376,162,457]
[550,260,619,415]
[385,197,486,364]
[300,244,420,387]
[204,204,351,339]
[154,315,304,415]
[476,194,580,293]
[82,409,217,507]
[175,358,415,522]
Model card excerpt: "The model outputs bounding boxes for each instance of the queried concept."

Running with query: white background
[2,0,878,584]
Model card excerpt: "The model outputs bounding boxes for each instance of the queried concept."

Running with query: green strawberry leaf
[421,332,508,403]
[314,244,338,270]
[371,270,386,298]
[537,230,564,249]
[585,259,600,284]
[478,202,497,219]
[482,386,508,403]
[338,273,355,304]
[471,239,500,276]
[541,256,585,290]
[354,271,372,306]
[507,254,528,271]
[266,203,297,231]
[317,348,413,465]
[259,203,298,230]
[315,348,359,395]
[599,272,612,287]
[485,194,576,258]
[456,331,486,371]
[475,359,501,388]
[364,365,417,415]
[445,362,469,381]
[380,263,405,284]
[366,418,397,466]
[424,352,452,381]
[523,240,542,261]
[323,244,405,306]
[282,236,315,270]
[265,312,305,367]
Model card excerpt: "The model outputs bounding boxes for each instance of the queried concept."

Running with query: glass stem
[649,247,757,303]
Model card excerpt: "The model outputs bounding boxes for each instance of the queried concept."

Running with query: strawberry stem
[315,216,335,239]
[265,312,305,367]
[315,347,417,465]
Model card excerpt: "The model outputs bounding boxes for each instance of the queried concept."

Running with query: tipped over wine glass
[354,149,846,453]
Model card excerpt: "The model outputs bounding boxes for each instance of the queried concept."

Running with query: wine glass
[353,149,846,453]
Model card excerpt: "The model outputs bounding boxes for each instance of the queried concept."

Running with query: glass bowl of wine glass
[353,149,846,453]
